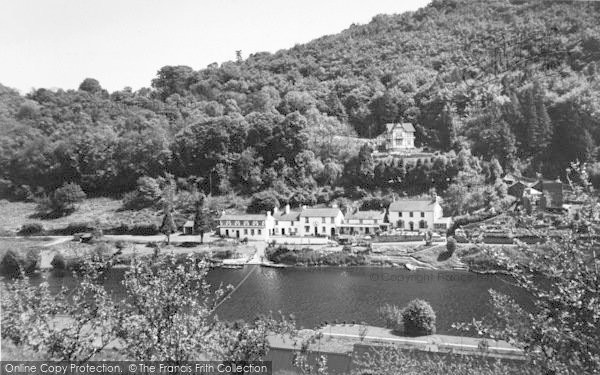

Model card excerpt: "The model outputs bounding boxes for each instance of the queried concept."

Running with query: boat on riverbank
[261,262,289,268]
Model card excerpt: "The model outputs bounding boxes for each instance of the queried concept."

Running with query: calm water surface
[19,266,527,334]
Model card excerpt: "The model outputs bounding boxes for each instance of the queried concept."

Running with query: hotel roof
[389,199,438,212]
[299,207,342,217]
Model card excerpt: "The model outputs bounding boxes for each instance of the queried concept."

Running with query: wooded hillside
[1,0,599,207]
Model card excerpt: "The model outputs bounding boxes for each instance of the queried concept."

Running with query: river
[17,266,527,334]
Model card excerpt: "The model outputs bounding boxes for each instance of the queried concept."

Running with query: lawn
[0,194,250,235]
[0,198,125,233]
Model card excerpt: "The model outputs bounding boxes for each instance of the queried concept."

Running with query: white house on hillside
[388,196,449,232]
[385,123,416,151]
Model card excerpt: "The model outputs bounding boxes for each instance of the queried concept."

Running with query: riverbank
[268,324,523,360]
[1,235,512,276]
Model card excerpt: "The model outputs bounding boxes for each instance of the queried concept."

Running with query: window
[291,221,294,226]
[244,221,249,226]
[330,217,334,223]
[421,212,425,218]
[398,212,402,217]
[259,221,263,225]
[258,229,262,235]
[419,220,427,229]
[235,221,240,225]
[251,229,255,235]
[305,226,310,232]
[322,226,326,233]
[305,218,309,223]
[275,221,278,226]
[244,229,248,235]
[409,212,414,217]
[366,227,370,234]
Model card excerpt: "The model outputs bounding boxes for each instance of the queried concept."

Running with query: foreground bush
[378,303,403,333]
[0,248,41,277]
[402,299,436,336]
[1,253,295,362]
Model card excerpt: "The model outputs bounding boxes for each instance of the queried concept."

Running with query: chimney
[285,204,290,214]
[331,202,338,208]
[273,206,279,214]
[267,210,272,217]
[302,205,307,211]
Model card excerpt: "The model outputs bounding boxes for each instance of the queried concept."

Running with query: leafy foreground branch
[454,165,600,375]
[1,252,295,362]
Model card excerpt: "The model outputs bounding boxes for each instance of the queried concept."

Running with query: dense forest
[1,0,600,214]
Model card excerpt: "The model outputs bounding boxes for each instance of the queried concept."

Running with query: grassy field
[0,195,250,235]
[0,198,126,233]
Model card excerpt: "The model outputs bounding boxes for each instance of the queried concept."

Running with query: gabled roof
[386,122,415,133]
[346,210,385,220]
[274,211,301,221]
[389,199,438,212]
[219,213,267,221]
[299,208,342,218]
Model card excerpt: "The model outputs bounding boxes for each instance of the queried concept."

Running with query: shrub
[378,303,403,332]
[401,299,436,336]
[18,223,45,236]
[446,237,457,255]
[51,253,84,271]
[54,222,94,235]
[1,248,41,277]
[130,223,160,235]
[36,183,86,217]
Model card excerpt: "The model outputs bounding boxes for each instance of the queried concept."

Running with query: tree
[247,191,279,214]
[194,194,209,243]
[36,182,86,217]
[401,299,436,336]
[446,236,457,255]
[160,207,177,244]
[122,176,162,210]
[78,78,103,94]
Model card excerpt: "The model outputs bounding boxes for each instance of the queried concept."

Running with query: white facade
[339,210,388,235]
[297,207,345,237]
[386,123,416,151]
[273,205,301,236]
[218,212,274,241]
[388,197,449,232]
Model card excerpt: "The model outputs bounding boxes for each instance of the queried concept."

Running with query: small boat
[261,263,289,268]
[405,263,417,271]
[221,264,244,269]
